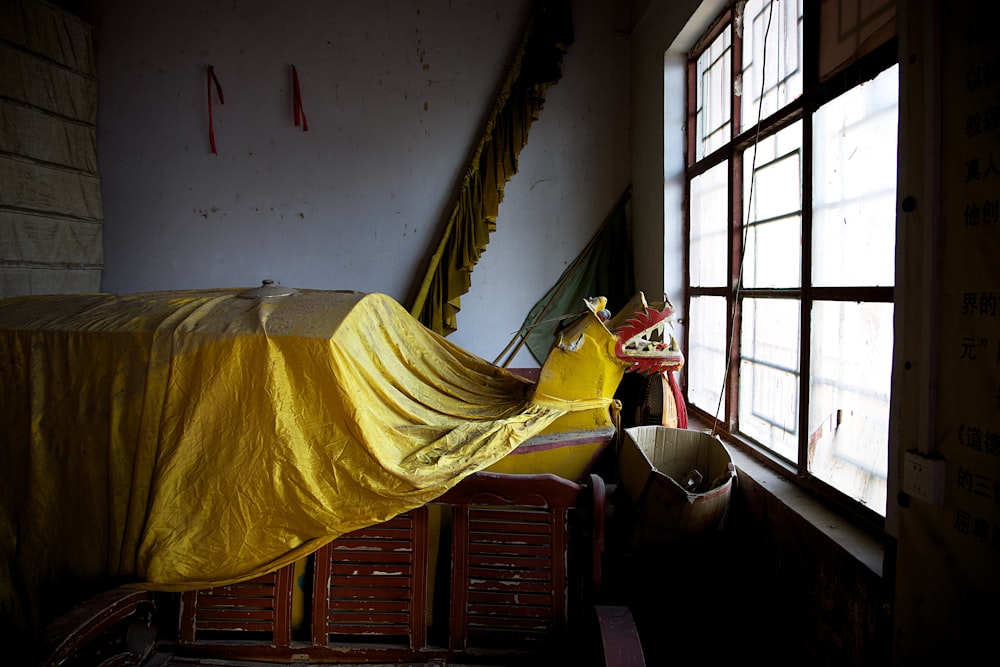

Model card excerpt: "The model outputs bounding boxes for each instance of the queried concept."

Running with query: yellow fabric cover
[0,288,565,632]
[409,0,573,334]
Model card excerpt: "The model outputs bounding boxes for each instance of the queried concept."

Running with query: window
[684,0,898,522]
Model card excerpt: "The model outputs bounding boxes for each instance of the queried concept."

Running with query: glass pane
[742,120,802,288]
[690,163,729,287]
[740,0,804,132]
[687,295,729,418]
[818,0,896,81]
[695,27,732,161]
[808,301,892,515]
[739,297,800,461]
[812,65,899,287]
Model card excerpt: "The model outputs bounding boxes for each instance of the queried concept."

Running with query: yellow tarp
[0,288,566,633]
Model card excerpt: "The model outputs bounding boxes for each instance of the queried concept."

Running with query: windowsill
[688,418,887,578]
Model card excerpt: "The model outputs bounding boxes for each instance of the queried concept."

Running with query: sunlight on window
[807,65,898,511]
[684,0,897,520]
[739,297,800,461]
[742,120,803,289]
[740,0,803,131]
[689,163,729,288]
[695,27,732,160]
[688,295,728,418]
[809,301,892,511]
[813,65,899,287]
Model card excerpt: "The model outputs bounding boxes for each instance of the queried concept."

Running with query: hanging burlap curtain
[409,0,573,335]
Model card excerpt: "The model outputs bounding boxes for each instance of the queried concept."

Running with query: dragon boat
[0,283,683,639]
[487,291,686,479]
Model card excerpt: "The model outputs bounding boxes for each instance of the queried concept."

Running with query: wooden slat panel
[468,557,551,570]
[468,603,553,620]
[445,473,578,653]
[178,566,293,647]
[194,596,278,609]
[467,590,551,606]
[466,627,551,645]
[471,523,551,535]
[468,507,553,523]
[329,574,413,588]
[329,611,412,625]
[188,583,278,597]
[327,625,412,637]
[193,612,279,625]
[312,508,429,649]
[468,616,552,631]
[328,586,413,600]
[330,599,411,612]
[330,546,415,560]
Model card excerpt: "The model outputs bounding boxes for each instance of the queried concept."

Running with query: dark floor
[599,486,813,667]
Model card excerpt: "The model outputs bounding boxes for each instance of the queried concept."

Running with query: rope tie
[292,65,308,131]
[206,66,224,154]
[530,393,613,412]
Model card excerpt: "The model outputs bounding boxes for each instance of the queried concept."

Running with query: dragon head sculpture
[589,293,684,376]
[534,291,687,429]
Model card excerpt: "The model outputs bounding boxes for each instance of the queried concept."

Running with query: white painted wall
[94,0,634,365]
[627,0,719,372]
[448,0,632,365]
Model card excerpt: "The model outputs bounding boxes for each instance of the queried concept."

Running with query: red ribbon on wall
[206,65,225,154]
[292,65,308,132]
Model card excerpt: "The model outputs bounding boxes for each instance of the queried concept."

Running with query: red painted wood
[311,506,429,649]
[440,472,578,652]
[178,564,293,647]
[37,472,647,665]
[595,605,647,667]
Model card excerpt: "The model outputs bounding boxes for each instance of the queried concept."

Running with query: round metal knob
[238,279,298,298]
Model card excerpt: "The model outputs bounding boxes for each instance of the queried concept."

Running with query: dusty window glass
[808,300,893,512]
[689,162,729,288]
[683,0,896,521]
[812,65,899,287]
[738,297,800,461]
[740,0,803,130]
[695,27,732,161]
[687,295,729,417]
[742,120,803,289]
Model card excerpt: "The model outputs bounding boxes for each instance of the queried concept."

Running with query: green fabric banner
[521,189,635,365]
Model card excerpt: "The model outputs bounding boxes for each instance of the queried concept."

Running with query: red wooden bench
[34,473,645,666]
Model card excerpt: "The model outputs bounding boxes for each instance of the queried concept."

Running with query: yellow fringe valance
[409,0,573,335]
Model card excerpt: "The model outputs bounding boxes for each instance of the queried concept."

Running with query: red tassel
[667,371,689,429]
[207,66,225,154]
[292,65,308,132]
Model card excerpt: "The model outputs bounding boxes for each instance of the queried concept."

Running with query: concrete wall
[93,0,631,366]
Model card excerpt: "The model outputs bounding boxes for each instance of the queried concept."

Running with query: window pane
[740,0,803,131]
[818,0,896,81]
[739,297,800,461]
[812,65,899,286]
[695,27,732,160]
[687,295,729,417]
[742,120,803,288]
[808,301,892,515]
[690,163,729,287]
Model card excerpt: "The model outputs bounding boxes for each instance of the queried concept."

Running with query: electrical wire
[711,0,776,436]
